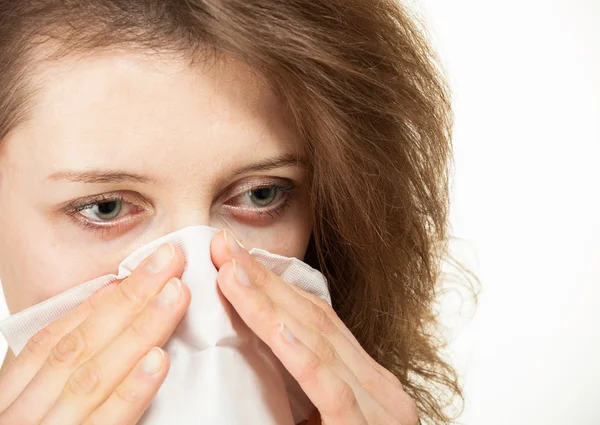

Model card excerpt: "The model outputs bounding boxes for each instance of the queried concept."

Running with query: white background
[1,1,599,424]
[418,0,600,424]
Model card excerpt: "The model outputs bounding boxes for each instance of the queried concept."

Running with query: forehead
[7,49,301,182]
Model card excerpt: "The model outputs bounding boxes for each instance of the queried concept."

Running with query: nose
[163,207,213,234]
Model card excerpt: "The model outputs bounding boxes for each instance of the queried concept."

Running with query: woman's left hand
[210,230,419,425]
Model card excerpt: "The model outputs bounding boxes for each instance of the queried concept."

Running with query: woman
[0,0,462,424]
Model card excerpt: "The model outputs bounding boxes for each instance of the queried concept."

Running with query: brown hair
[0,0,464,423]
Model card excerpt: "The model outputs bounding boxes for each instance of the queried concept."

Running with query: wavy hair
[0,1,465,423]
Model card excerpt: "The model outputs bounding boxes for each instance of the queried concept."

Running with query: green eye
[88,200,123,221]
[248,187,278,207]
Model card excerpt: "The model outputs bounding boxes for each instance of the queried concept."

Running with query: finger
[217,258,356,377]
[214,230,385,371]
[271,326,395,425]
[273,324,367,425]
[210,228,237,268]
[216,236,409,420]
[288,285,404,391]
[216,230,402,392]
[217,258,384,412]
[216,264,366,425]
[82,348,169,425]
[40,277,189,425]
[2,243,183,424]
[0,283,117,412]
[220,229,400,389]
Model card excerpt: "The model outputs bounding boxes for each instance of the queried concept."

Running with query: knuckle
[363,369,386,392]
[309,302,335,335]
[312,295,336,317]
[128,313,156,341]
[331,380,358,413]
[380,366,403,388]
[87,282,118,311]
[251,262,270,288]
[65,360,102,396]
[312,335,338,366]
[247,292,276,324]
[87,289,105,310]
[49,326,90,368]
[296,354,321,385]
[23,327,55,357]
[114,382,142,404]
[117,278,146,310]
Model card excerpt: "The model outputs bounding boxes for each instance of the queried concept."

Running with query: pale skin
[0,48,418,424]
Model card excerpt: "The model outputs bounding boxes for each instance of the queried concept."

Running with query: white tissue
[0,225,331,425]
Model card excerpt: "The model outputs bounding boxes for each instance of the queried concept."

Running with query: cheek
[0,218,126,314]
[221,204,313,259]
[0,155,125,313]
[244,224,311,258]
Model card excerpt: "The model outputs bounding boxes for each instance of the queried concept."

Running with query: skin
[0,49,418,424]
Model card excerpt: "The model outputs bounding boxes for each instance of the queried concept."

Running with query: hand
[211,230,420,425]
[0,243,190,425]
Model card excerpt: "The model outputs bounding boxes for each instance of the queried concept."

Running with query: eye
[246,187,279,207]
[62,192,149,236]
[229,183,291,209]
[221,179,298,222]
[69,194,143,224]
[79,200,124,221]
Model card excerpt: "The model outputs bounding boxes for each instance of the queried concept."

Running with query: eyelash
[230,184,296,216]
[64,193,139,237]
[63,182,297,236]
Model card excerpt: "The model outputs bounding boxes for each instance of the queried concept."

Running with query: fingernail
[145,243,174,274]
[232,258,252,286]
[141,347,164,375]
[279,323,295,344]
[155,277,181,307]
[224,229,245,257]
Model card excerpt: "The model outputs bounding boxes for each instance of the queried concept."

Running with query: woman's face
[0,50,312,315]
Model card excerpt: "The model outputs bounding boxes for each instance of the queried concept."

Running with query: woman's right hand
[0,243,189,425]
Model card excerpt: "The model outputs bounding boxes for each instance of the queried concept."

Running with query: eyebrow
[46,154,306,184]
[230,153,306,176]
[47,170,156,184]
